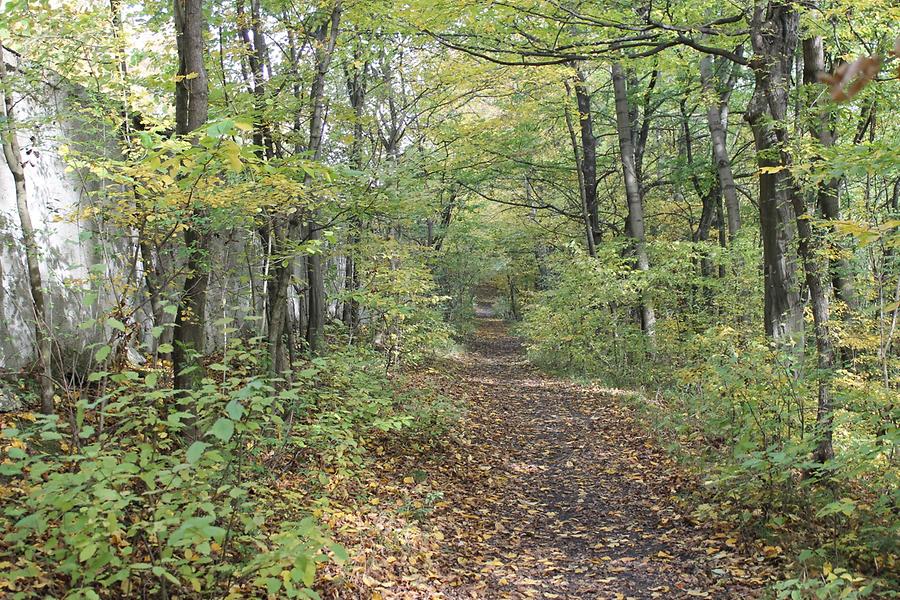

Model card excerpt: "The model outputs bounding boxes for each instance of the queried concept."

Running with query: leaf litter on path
[318,319,776,599]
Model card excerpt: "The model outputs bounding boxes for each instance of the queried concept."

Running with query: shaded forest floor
[318,317,779,599]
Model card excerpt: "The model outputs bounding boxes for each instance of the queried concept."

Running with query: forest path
[413,317,771,599]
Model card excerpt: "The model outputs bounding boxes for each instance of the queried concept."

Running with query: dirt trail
[417,318,770,599]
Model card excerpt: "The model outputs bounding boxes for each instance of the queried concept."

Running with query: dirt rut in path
[421,318,770,599]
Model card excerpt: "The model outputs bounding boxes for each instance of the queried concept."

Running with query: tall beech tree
[171,0,211,392]
[745,2,804,345]
[304,1,342,354]
[612,61,655,336]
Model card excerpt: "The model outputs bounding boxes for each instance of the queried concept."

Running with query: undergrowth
[0,334,458,599]
[516,244,899,599]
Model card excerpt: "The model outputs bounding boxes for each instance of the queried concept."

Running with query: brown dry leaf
[818,55,882,102]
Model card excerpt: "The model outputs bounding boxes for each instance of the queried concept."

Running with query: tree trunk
[745,1,803,346]
[571,64,600,248]
[563,78,597,257]
[790,183,837,463]
[305,2,342,354]
[802,35,857,310]
[342,47,366,329]
[700,54,741,240]
[680,98,718,278]
[0,44,54,414]
[611,62,655,336]
[526,177,551,288]
[172,0,211,392]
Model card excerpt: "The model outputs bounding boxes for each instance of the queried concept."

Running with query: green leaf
[94,345,111,362]
[208,418,234,442]
[146,372,159,388]
[225,399,244,421]
[329,543,348,563]
[158,343,174,353]
[207,119,235,138]
[186,441,208,464]
[6,447,26,460]
[107,318,126,332]
[79,542,97,562]
[265,577,281,595]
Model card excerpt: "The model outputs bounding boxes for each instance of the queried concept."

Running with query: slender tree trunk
[571,64,600,248]
[563,78,596,257]
[612,62,655,336]
[802,35,857,310]
[790,184,837,463]
[526,177,551,288]
[172,0,210,391]
[342,47,366,329]
[700,54,741,240]
[0,44,54,414]
[680,98,718,278]
[305,2,342,354]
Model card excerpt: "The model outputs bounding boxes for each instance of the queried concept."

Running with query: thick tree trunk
[171,0,210,392]
[700,54,741,240]
[746,2,803,346]
[749,118,804,343]
[802,35,857,310]
[748,1,834,460]
[611,62,655,336]
[0,45,54,414]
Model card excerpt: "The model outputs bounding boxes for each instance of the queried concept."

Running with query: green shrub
[0,333,447,598]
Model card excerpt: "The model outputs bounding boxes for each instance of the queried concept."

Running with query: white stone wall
[0,53,104,372]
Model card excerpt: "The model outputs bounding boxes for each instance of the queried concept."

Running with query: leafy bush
[517,239,899,597]
[350,237,453,368]
[0,333,446,598]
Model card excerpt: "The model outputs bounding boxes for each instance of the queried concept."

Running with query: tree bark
[611,62,655,336]
[305,1,341,354]
[342,45,366,329]
[790,179,837,464]
[802,35,857,310]
[563,77,597,257]
[0,44,54,414]
[748,1,834,460]
[172,0,210,391]
[571,64,601,248]
[700,54,741,241]
[745,1,803,346]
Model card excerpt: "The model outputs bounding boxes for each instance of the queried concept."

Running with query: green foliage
[517,237,899,596]
[349,236,454,369]
[0,334,451,598]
